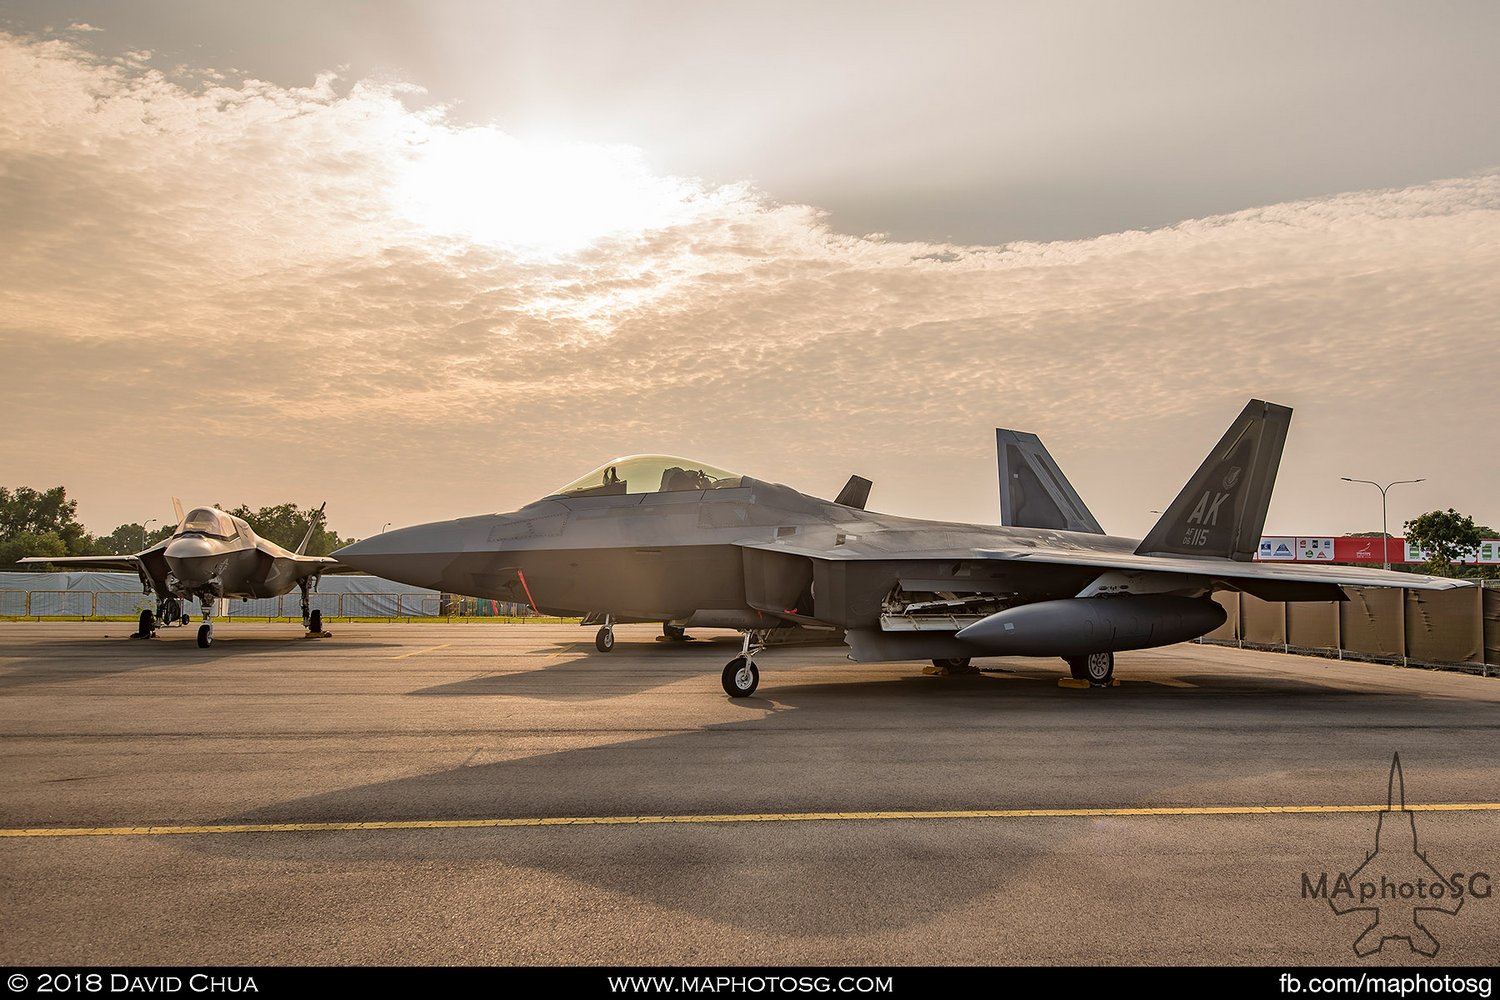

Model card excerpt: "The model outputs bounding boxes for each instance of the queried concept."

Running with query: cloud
[2,30,1497,539]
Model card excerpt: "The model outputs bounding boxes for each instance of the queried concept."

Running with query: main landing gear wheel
[135,609,154,639]
[931,657,971,670]
[1067,651,1114,686]
[197,623,214,648]
[663,623,687,641]
[722,656,759,697]
[309,609,323,633]
[595,625,615,653]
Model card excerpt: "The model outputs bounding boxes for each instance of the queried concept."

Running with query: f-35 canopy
[179,507,238,539]
[550,455,744,499]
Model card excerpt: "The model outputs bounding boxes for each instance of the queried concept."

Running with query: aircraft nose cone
[165,536,223,586]
[336,521,469,590]
[165,535,218,563]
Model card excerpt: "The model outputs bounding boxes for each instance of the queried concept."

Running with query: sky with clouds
[2,4,1497,540]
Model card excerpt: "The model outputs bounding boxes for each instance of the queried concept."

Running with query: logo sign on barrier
[1259,536,1296,561]
[1297,537,1336,561]
[1478,540,1500,565]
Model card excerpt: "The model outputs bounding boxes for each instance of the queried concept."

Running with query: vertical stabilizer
[996,429,1104,534]
[834,476,873,510]
[296,502,327,555]
[1136,399,1292,561]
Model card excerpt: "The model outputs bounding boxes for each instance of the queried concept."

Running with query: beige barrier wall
[1404,588,1483,665]
[1340,587,1404,659]
[1486,589,1500,667]
[1209,584,1495,671]
[1240,594,1286,646]
[1288,602,1338,652]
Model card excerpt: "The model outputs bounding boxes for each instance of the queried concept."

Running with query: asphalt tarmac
[1,621,1496,966]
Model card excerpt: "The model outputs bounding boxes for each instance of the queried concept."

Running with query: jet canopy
[550,455,745,499]
[179,507,237,539]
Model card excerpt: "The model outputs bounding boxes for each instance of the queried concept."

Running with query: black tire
[595,626,615,653]
[309,609,323,633]
[180,614,190,625]
[1067,651,1114,686]
[136,609,154,638]
[722,656,759,697]
[663,623,687,641]
[931,657,971,670]
[197,623,213,648]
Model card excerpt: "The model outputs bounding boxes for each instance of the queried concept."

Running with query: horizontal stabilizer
[1136,399,1292,561]
[996,429,1103,534]
[835,476,873,510]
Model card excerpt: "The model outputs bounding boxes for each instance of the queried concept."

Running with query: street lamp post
[1339,478,1425,570]
[142,518,157,551]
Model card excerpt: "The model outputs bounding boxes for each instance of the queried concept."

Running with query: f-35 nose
[165,535,224,587]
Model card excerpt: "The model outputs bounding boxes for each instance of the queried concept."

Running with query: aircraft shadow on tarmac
[182,664,1490,935]
[408,633,834,701]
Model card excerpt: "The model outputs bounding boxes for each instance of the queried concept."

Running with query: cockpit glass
[180,507,236,538]
[550,455,744,499]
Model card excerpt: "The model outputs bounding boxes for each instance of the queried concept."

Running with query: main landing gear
[663,623,688,642]
[299,580,329,636]
[722,630,768,698]
[134,609,155,639]
[1065,651,1115,687]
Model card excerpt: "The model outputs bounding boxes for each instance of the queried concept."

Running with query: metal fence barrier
[0,590,540,621]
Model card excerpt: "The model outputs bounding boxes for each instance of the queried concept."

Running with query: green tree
[0,486,95,566]
[223,503,353,556]
[1404,508,1483,577]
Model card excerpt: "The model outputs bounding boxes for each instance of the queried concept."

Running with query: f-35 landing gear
[299,580,330,636]
[1065,651,1114,687]
[722,630,768,698]
[663,623,688,641]
[196,596,217,648]
[134,609,155,639]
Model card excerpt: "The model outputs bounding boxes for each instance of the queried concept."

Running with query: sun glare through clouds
[390,125,701,256]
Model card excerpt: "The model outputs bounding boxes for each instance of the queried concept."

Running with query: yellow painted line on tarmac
[4,802,1499,839]
[389,643,452,660]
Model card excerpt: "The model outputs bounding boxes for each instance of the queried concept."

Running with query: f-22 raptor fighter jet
[337,400,1462,697]
[22,502,338,647]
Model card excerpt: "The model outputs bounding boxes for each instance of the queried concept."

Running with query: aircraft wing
[280,554,345,576]
[16,555,145,573]
[971,545,1466,592]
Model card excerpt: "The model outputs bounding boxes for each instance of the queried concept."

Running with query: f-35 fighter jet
[23,502,339,647]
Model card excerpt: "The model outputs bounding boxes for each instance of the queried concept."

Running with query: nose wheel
[595,624,615,652]
[722,656,759,697]
[722,629,769,698]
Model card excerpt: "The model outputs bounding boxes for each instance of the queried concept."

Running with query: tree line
[0,486,356,567]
